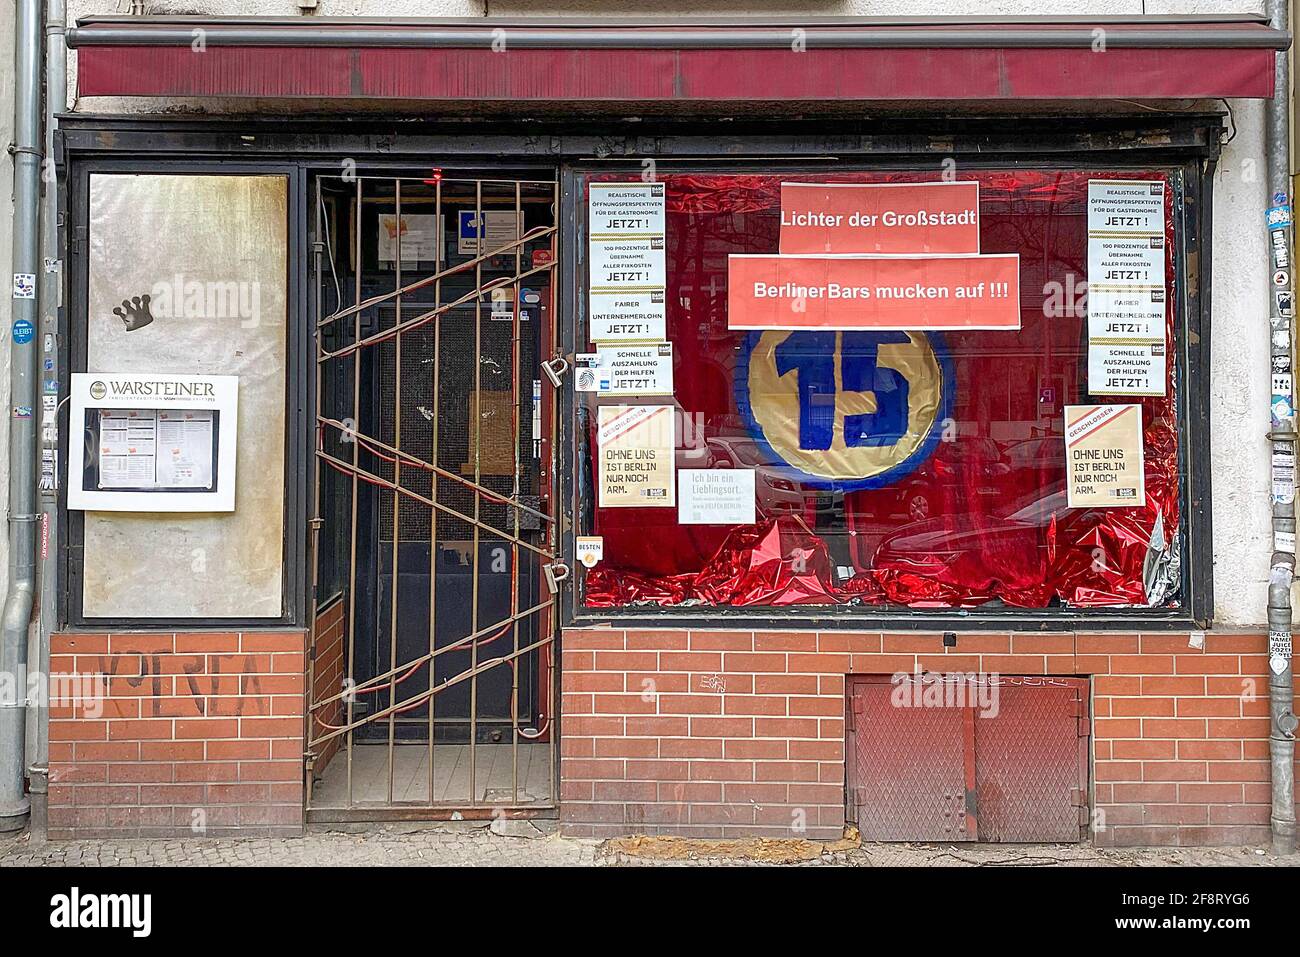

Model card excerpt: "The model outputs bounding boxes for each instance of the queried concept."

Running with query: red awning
[67,15,1289,102]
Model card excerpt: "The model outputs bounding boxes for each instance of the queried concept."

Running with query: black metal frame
[55,111,1222,632]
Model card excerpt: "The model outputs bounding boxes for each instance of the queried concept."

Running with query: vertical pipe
[28,0,64,839]
[0,0,43,832]
[1266,0,1298,856]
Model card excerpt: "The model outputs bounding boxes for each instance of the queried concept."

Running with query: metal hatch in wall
[846,674,1090,842]
[305,168,562,819]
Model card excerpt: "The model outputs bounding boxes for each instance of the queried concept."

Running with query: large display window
[572,168,1187,614]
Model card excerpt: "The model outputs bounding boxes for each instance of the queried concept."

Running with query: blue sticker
[12,406,31,419]
[11,319,33,344]
[42,358,52,371]
[1268,205,1293,230]
[43,380,57,394]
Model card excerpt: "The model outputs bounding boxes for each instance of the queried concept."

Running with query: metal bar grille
[306,171,559,813]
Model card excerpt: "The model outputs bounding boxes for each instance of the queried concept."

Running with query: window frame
[559,148,1216,632]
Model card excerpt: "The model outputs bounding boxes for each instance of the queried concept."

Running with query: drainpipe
[1266,0,1298,856]
[0,0,43,832]
[26,0,65,840]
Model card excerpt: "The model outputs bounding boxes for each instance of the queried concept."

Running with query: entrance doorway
[305,168,561,818]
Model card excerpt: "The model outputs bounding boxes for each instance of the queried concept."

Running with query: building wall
[561,627,1290,845]
[47,629,306,838]
[34,0,1287,843]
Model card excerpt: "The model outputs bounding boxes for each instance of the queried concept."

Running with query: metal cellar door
[846,675,1090,842]
[305,171,563,818]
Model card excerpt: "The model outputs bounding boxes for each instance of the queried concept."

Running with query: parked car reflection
[872,486,1072,574]
[703,435,842,520]
[890,436,1011,520]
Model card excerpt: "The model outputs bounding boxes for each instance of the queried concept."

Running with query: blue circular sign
[11,319,34,344]
[735,329,955,492]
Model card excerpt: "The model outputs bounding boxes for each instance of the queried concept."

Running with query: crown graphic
[113,294,154,332]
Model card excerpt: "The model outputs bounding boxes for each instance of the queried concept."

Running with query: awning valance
[67,15,1290,102]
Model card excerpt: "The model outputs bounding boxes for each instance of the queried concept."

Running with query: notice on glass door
[588,182,667,343]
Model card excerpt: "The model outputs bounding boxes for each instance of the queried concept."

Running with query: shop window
[574,170,1185,613]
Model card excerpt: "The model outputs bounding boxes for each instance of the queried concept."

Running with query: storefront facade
[28,10,1298,846]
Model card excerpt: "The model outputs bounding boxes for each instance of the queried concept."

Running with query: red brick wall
[308,599,347,779]
[559,628,1290,845]
[48,629,307,839]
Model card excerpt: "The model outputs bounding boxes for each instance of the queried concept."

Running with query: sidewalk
[1,824,1294,867]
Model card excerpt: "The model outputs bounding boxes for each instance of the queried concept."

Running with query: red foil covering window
[580,170,1181,610]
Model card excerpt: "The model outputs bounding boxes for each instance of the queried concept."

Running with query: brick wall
[48,629,307,839]
[559,628,1290,845]
[308,599,347,779]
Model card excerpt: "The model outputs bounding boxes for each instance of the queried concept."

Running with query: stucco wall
[54,0,1279,626]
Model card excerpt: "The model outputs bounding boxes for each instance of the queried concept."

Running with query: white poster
[377,213,442,266]
[588,182,667,343]
[155,410,216,488]
[1065,404,1146,509]
[1086,180,1168,396]
[97,410,157,488]
[575,343,674,396]
[1087,341,1167,397]
[678,469,756,525]
[597,404,675,508]
[69,372,239,512]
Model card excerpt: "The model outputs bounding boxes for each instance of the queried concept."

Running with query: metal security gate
[846,675,1090,842]
[305,169,563,817]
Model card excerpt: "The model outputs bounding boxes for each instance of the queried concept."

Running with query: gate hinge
[541,354,570,388]
[543,561,571,594]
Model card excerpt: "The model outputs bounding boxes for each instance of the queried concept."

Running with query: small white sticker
[11,273,35,300]
[576,535,604,568]
[1276,530,1296,554]
[1270,629,1292,675]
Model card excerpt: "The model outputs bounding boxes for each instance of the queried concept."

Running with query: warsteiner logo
[736,330,952,489]
[88,381,107,400]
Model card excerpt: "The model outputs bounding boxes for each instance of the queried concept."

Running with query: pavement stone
[0,824,1296,867]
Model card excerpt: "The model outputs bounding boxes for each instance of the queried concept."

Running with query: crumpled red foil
[694,520,842,606]
[585,519,844,607]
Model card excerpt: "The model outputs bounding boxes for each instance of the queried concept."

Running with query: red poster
[727,254,1021,331]
[779,181,981,254]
